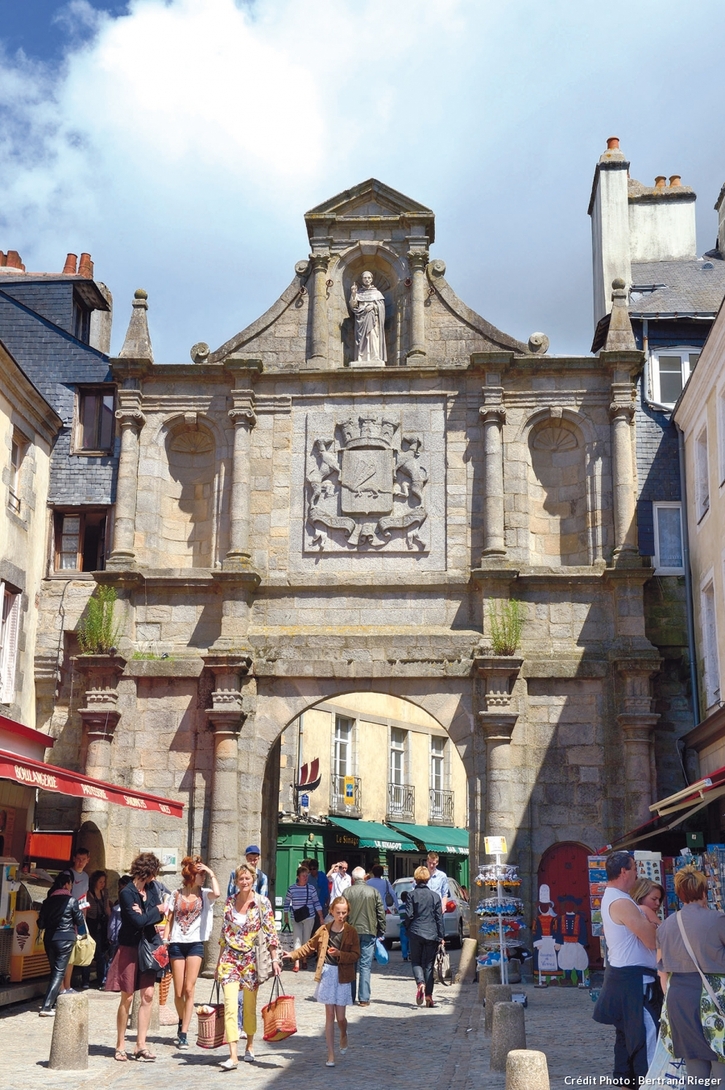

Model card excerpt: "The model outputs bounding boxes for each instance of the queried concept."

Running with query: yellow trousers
[222,983,258,1044]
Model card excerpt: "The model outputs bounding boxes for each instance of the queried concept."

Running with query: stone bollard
[484,983,512,1034]
[49,992,88,1070]
[456,937,479,983]
[130,985,160,1031]
[507,957,522,983]
[505,1049,550,1090]
[478,964,502,1002]
[491,1001,526,1072]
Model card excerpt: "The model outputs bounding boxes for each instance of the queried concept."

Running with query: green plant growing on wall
[488,598,524,656]
[77,585,121,654]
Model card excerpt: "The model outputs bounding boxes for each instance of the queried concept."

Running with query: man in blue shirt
[305,858,330,921]
[227,845,268,898]
[426,853,449,901]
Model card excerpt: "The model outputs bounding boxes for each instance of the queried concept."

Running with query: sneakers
[219,1058,238,1071]
[39,1008,55,1017]
[177,1032,189,1051]
[173,1020,183,1045]
[243,1050,255,1063]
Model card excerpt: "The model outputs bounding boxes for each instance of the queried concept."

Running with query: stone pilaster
[407,249,428,360]
[479,380,506,558]
[226,402,256,569]
[306,252,330,366]
[475,656,523,863]
[75,655,125,829]
[107,395,145,570]
[616,658,661,829]
[609,383,638,564]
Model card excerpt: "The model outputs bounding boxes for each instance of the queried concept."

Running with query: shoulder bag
[435,943,452,985]
[384,880,395,908]
[70,933,96,967]
[138,931,170,975]
[292,885,311,923]
[675,910,725,1060]
[254,894,274,984]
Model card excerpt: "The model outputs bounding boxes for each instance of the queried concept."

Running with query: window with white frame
[430,736,446,793]
[695,427,710,522]
[652,503,684,573]
[719,387,725,486]
[0,584,21,705]
[650,348,699,408]
[389,727,407,786]
[333,715,354,780]
[701,579,720,710]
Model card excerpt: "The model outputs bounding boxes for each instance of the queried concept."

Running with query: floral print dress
[216,894,279,990]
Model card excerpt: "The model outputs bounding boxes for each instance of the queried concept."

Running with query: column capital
[205,705,247,736]
[309,252,330,272]
[228,406,256,428]
[478,711,518,743]
[115,407,146,430]
[79,706,121,742]
[407,249,429,272]
[479,405,507,425]
[609,401,635,423]
[617,713,660,742]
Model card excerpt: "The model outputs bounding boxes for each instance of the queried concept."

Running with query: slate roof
[629,256,725,318]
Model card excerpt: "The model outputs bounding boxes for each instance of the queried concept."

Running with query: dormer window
[74,387,115,453]
[73,296,91,343]
[649,348,699,408]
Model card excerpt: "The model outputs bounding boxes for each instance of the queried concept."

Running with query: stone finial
[190,342,210,364]
[119,289,154,362]
[602,278,636,352]
[528,332,549,354]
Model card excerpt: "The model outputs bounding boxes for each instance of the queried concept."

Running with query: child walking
[283,896,360,1066]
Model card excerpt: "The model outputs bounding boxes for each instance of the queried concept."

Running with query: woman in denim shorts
[164,856,220,1050]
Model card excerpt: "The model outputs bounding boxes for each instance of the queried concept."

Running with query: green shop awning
[327,817,418,853]
[387,822,470,856]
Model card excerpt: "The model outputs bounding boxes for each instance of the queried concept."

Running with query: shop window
[650,348,699,408]
[652,503,684,573]
[75,388,115,453]
[0,584,21,704]
[53,510,107,572]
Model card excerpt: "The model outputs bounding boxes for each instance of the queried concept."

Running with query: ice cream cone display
[15,920,29,950]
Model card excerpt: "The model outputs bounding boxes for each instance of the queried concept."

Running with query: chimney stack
[78,253,94,279]
[669,175,682,188]
[6,251,25,271]
[63,253,78,274]
[654,176,667,188]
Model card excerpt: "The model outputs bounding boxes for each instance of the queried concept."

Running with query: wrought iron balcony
[387,782,415,822]
[329,775,362,817]
[428,788,454,826]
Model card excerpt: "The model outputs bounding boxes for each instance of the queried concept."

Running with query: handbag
[70,933,96,967]
[675,911,725,1059]
[254,894,274,984]
[196,982,226,1049]
[384,881,395,908]
[292,886,311,924]
[435,944,452,986]
[138,932,170,975]
[374,937,389,965]
[262,975,297,1042]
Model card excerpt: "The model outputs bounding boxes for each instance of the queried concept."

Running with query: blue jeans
[400,921,410,959]
[351,934,376,1004]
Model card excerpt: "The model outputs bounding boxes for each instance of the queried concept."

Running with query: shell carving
[532,426,578,452]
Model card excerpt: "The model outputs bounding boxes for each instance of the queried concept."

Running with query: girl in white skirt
[284,896,360,1066]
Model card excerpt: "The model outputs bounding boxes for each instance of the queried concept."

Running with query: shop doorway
[537,840,601,969]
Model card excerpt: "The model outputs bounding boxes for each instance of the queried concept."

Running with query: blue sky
[1,0,723,361]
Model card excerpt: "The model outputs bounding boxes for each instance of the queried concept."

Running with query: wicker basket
[195,983,226,1049]
[262,976,297,1042]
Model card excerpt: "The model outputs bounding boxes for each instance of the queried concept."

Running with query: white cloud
[0,0,723,359]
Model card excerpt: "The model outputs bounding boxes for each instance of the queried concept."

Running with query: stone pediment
[306,178,435,243]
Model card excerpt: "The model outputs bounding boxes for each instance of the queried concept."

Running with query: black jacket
[118,881,163,947]
[406,885,445,942]
[38,891,87,939]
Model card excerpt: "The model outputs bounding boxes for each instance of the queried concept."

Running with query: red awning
[0,748,184,818]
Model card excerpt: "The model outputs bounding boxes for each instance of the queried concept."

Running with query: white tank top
[601,887,657,969]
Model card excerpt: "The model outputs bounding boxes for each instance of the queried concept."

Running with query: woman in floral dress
[216,862,281,1070]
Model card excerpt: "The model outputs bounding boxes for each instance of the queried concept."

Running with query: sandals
[114,1050,128,1062]
[133,1048,156,1062]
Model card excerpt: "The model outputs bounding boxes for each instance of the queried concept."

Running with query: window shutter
[1,591,20,704]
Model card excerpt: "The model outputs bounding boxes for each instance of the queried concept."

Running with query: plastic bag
[644,1035,686,1088]
[374,937,389,964]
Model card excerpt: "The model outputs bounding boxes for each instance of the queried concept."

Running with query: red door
[537,841,601,968]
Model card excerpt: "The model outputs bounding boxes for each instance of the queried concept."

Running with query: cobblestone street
[0,953,615,1090]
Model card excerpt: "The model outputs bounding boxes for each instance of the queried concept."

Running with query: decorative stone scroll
[306,413,429,552]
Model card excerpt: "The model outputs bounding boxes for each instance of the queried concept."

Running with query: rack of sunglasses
[474,861,526,984]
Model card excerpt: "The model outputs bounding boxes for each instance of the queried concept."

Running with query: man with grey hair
[343,866,386,1006]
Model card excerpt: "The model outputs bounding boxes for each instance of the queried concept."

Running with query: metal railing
[387,782,415,821]
[428,788,454,825]
[329,775,362,816]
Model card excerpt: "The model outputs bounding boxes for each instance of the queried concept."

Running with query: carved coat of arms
[306,414,428,551]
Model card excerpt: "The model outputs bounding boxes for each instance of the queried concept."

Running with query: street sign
[344,776,355,804]
[484,836,507,855]
[300,794,310,808]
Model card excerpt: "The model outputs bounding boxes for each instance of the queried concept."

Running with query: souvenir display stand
[475,853,525,985]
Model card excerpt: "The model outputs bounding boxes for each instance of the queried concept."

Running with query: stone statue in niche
[349,271,387,363]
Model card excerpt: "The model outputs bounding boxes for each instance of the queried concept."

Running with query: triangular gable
[306,178,435,242]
